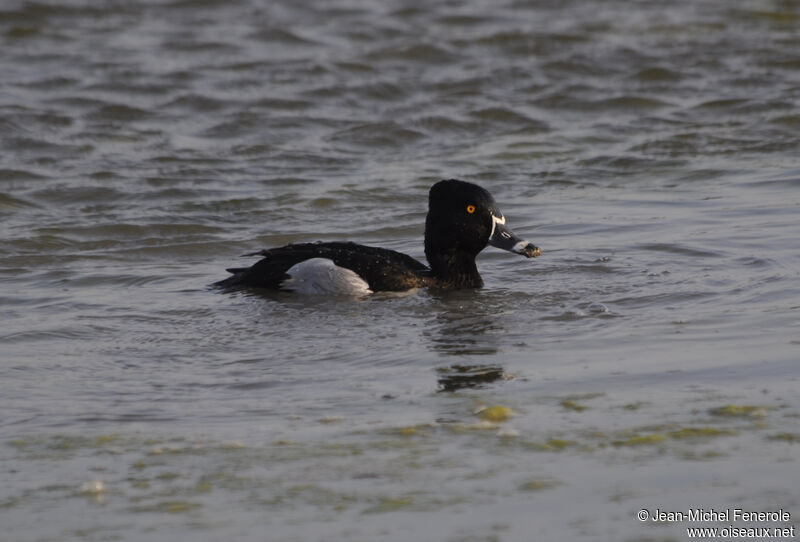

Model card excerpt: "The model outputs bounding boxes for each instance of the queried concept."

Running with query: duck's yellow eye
[466,204,476,214]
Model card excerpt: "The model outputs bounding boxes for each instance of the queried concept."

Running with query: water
[1,0,799,540]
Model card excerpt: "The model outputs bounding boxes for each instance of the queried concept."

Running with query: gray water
[1,0,799,540]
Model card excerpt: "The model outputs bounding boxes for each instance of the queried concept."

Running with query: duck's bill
[489,216,541,258]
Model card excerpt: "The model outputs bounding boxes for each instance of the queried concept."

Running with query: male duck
[215,179,541,294]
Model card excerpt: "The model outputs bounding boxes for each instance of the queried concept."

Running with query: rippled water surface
[2,0,799,540]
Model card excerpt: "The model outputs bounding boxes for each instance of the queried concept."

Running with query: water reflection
[436,364,508,392]
[423,292,512,391]
[422,291,508,356]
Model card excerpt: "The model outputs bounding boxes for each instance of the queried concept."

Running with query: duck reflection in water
[436,364,509,392]
[425,292,512,392]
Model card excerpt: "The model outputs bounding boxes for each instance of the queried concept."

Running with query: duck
[214,179,541,294]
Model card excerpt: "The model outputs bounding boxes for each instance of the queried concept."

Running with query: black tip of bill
[517,242,541,258]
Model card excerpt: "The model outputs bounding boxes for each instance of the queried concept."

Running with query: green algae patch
[475,405,514,423]
[668,427,737,440]
[131,500,204,514]
[609,423,740,448]
[0,497,19,509]
[620,402,647,411]
[560,399,588,412]
[709,404,771,418]
[130,479,150,490]
[219,441,246,450]
[319,415,344,424]
[162,500,202,513]
[557,393,604,412]
[681,450,726,461]
[147,444,199,455]
[50,438,80,451]
[381,423,437,437]
[92,434,122,447]
[195,481,213,493]
[612,433,667,447]
[559,392,605,412]
[519,437,581,452]
[767,432,800,443]
[545,438,577,450]
[519,479,559,492]
[530,438,579,451]
[7,439,29,450]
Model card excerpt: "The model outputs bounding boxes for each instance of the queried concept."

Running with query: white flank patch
[281,258,372,295]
